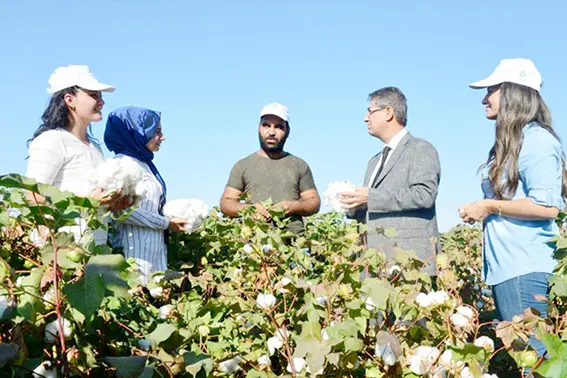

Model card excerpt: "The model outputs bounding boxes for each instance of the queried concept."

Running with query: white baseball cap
[469,58,542,92]
[260,102,289,122]
[47,65,115,94]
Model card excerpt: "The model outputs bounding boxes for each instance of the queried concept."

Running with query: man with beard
[220,102,320,234]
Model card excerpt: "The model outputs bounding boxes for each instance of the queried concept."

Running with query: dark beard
[258,133,287,154]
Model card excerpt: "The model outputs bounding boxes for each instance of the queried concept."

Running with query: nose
[481,94,489,105]
[98,97,105,107]
[364,113,369,123]
[161,134,166,141]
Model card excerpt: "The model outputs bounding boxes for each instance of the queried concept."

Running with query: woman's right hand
[91,188,134,212]
[168,217,187,233]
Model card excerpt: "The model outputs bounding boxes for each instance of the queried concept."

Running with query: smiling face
[146,124,165,152]
[258,114,288,153]
[482,85,501,120]
[64,88,105,124]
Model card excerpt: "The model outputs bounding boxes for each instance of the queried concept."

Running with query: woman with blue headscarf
[104,106,186,282]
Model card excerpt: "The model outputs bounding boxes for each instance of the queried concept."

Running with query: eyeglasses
[367,107,385,115]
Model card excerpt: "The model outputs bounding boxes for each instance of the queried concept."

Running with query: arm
[120,174,169,230]
[460,131,563,222]
[277,189,321,216]
[26,133,65,186]
[219,186,247,217]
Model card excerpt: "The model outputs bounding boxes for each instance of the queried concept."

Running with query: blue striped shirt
[111,155,169,283]
[481,123,564,285]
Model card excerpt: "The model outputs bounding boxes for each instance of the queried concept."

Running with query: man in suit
[340,87,440,275]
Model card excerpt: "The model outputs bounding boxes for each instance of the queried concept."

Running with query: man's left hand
[458,200,492,224]
[275,200,295,216]
[339,187,369,209]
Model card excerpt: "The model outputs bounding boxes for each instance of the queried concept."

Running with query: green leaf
[183,352,213,377]
[344,337,364,353]
[147,323,176,346]
[0,174,40,192]
[86,254,131,297]
[103,356,147,378]
[362,278,393,311]
[64,272,105,318]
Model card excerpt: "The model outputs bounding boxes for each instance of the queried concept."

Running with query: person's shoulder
[284,153,312,168]
[29,129,65,150]
[407,133,437,151]
[523,123,561,149]
[234,152,259,165]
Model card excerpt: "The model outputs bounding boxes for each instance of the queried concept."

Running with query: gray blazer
[353,132,441,275]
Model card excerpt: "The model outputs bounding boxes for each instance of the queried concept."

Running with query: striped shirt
[26,128,108,245]
[111,154,169,283]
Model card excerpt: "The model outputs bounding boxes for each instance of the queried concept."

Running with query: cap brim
[260,112,287,122]
[469,76,502,89]
[79,79,116,92]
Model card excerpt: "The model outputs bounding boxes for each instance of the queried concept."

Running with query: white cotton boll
[149,287,164,299]
[321,328,329,341]
[474,336,495,352]
[262,244,274,254]
[163,198,209,233]
[323,181,356,213]
[365,296,376,311]
[257,354,271,366]
[286,357,306,373]
[430,291,449,306]
[388,265,402,275]
[460,366,474,378]
[243,244,253,253]
[256,293,277,309]
[450,313,470,328]
[375,343,397,366]
[267,335,284,355]
[43,286,57,307]
[416,293,432,308]
[281,277,292,286]
[314,296,328,306]
[480,374,499,378]
[45,318,73,343]
[32,361,57,378]
[0,295,15,318]
[409,346,440,375]
[219,356,243,374]
[88,156,145,201]
[138,339,151,351]
[158,304,174,319]
[456,305,474,320]
[15,276,25,287]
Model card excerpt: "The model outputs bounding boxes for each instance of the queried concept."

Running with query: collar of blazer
[371,131,412,188]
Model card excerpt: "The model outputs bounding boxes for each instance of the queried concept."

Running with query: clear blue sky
[1,0,566,231]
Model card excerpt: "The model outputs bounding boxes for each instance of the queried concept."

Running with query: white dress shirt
[368,128,408,187]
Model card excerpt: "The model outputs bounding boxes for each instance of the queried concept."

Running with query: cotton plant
[163,198,209,233]
[323,180,356,214]
[87,156,147,205]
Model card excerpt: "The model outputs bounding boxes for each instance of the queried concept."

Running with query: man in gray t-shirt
[220,102,320,234]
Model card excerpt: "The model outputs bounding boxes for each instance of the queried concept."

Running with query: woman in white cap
[459,58,566,357]
[26,65,129,245]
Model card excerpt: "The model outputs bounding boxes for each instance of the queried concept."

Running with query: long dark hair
[28,86,97,145]
[482,82,567,199]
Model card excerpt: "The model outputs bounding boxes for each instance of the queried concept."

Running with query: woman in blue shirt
[104,106,187,284]
[459,58,566,357]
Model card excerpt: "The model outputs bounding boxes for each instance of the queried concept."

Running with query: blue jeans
[492,272,552,358]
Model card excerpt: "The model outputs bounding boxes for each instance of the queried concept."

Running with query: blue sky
[1,0,566,231]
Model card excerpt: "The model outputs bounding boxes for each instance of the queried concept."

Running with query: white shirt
[368,128,408,187]
[26,128,107,245]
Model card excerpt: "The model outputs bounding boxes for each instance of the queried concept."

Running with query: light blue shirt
[482,123,564,285]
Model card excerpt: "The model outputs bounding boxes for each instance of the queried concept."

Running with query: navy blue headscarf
[104,106,167,210]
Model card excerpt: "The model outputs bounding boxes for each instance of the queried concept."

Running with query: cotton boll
[323,181,356,213]
[163,198,209,233]
[45,318,73,343]
[219,356,243,374]
[474,336,495,352]
[88,156,146,202]
[286,357,306,373]
[257,355,271,366]
[32,361,57,378]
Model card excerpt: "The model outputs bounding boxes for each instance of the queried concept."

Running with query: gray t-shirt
[226,152,316,234]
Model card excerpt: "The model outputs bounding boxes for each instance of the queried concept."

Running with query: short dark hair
[368,86,407,126]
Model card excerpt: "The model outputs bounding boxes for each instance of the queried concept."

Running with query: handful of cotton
[88,156,146,205]
[163,199,209,233]
[323,181,356,214]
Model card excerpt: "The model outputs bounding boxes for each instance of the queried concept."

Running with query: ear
[63,93,75,111]
[385,106,395,123]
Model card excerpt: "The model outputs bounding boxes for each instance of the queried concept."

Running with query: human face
[146,124,165,152]
[65,88,105,124]
[258,115,288,153]
[364,101,387,138]
[482,85,501,120]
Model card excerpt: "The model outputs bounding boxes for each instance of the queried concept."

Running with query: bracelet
[497,206,502,217]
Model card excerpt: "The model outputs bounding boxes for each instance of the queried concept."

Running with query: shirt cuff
[528,188,564,209]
